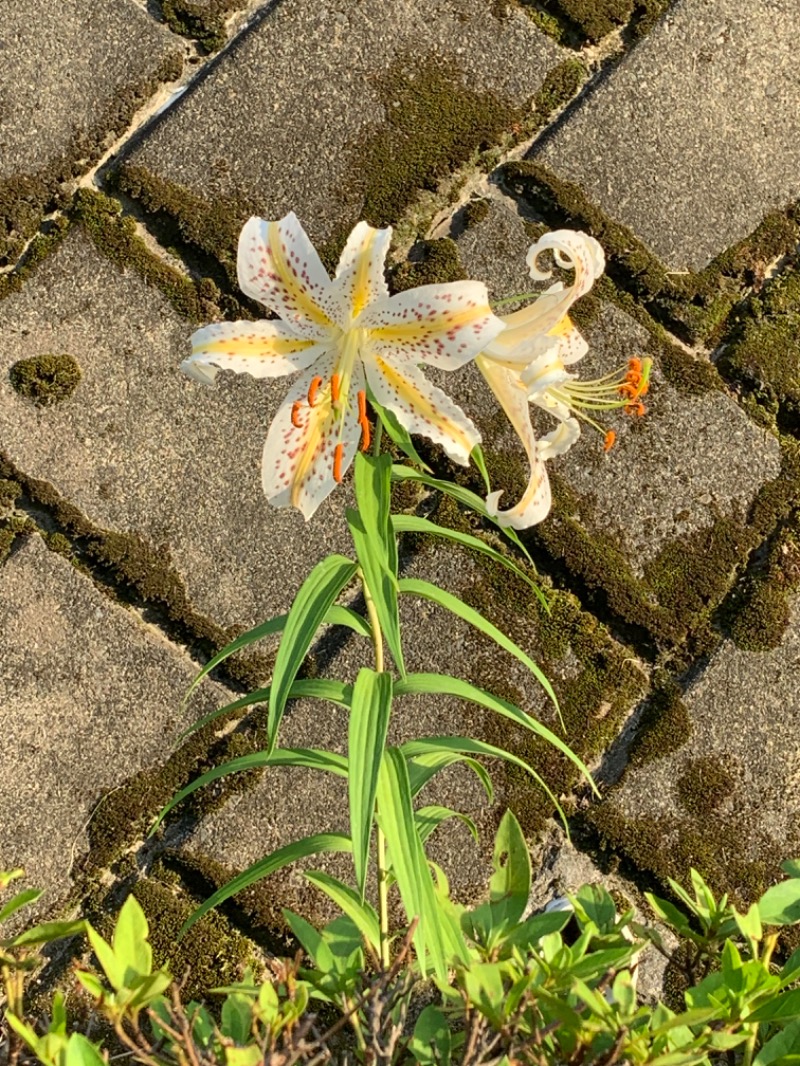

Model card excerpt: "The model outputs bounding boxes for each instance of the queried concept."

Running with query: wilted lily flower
[183,212,504,519]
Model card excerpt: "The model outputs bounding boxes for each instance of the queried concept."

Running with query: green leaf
[399,736,568,831]
[325,604,372,638]
[759,878,800,925]
[304,871,381,954]
[782,860,800,878]
[393,673,594,793]
[226,1048,264,1066]
[269,555,358,752]
[349,453,405,676]
[408,1005,452,1065]
[471,444,492,495]
[349,668,393,899]
[397,578,559,718]
[179,678,353,740]
[370,398,432,472]
[182,613,288,711]
[65,1033,107,1066]
[390,465,533,564]
[376,748,466,978]
[0,887,42,924]
[150,746,349,835]
[749,988,800,1023]
[9,919,86,948]
[283,909,332,971]
[391,516,546,609]
[0,869,24,890]
[181,834,352,936]
[112,895,152,983]
[734,902,762,943]
[415,805,478,844]
[754,1019,800,1065]
[87,924,125,991]
[221,991,253,1045]
[489,810,530,922]
[407,751,493,803]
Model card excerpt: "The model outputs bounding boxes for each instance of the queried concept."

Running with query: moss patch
[499,161,800,343]
[723,515,800,651]
[389,238,466,292]
[158,0,236,53]
[0,50,182,266]
[626,672,691,769]
[9,353,81,406]
[675,756,736,817]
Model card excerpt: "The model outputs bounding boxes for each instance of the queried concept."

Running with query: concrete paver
[0,225,354,633]
[0,536,225,913]
[118,0,565,267]
[0,0,182,265]
[532,0,800,271]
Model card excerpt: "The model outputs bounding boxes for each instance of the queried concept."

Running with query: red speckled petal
[184,321,325,382]
[477,355,552,529]
[319,222,391,327]
[262,355,365,520]
[356,281,505,369]
[237,213,333,340]
[364,350,480,466]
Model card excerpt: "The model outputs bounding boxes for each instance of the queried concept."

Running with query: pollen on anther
[307,375,323,406]
[604,430,616,452]
[331,373,341,403]
[333,443,345,483]
[291,401,303,428]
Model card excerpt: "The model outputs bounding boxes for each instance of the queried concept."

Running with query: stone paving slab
[450,194,785,649]
[117,0,566,273]
[177,544,646,930]
[0,536,227,916]
[588,595,800,904]
[531,0,800,272]
[0,0,182,265]
[0,223,355,635]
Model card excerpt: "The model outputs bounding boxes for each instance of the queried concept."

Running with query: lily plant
[164,211,649,982]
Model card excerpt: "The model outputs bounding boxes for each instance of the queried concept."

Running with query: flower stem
[361,571,391,970]
[372,417,384,458]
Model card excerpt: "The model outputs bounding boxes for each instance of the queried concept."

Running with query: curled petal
[184,321,325,382]
[364,350,480,466]
[527,230,605,291]
[357,281,505,369]
[262,356,366,520]
[476,355,551,529]
[320,222,391,326]
[537,417,580,461]
[237,213,333,339]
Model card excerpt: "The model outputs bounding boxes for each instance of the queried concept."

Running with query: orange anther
[357,389,368,420]
[625,401,646,417]
[291,401,303,428]
[333,443,344,483]
[604,430,616,452]
[619,382,637,399]
[628,357,642,374]
[331,373,341,403]
[307,375,323,406]
[359,417,371,452]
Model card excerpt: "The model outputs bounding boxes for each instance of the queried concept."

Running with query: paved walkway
[2,0,800,979]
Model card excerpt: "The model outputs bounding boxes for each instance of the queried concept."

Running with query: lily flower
[182,212,504,519]
[476,230,647,529]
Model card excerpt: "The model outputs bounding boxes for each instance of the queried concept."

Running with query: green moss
[461,198,492,230]
[530,59,587,124]
[0,528,14,564]
[512,0,671,44]
[675,756,736,817]
[159,0,234,52]
[45,532,74,557]
[71,189,221,323]
[389,238,467,293]
[627,672,691,768]
[0,216,71,301]
[0,479,21,509]
[725,518,800,651]
[9,353,81,406]
[130,879,254,1000]
[0,49,182,265]
[499,161,800,343]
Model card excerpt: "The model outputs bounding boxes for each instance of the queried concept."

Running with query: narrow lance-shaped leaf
[398,577,560,720]
[182,834,353,936]
[349,668,393,900]
[151,745,349,835]
[268,555,358,753]
[304,871,381,956]
[394,673,595,794]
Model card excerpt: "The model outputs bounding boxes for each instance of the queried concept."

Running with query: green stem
[372,417,384,458]
[361,572,391,970]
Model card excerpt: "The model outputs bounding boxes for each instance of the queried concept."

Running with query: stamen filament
[291,401,303,428]
[333,443,344,483]
[307,376,323,406]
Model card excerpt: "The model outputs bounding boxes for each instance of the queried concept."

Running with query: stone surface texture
[0,536,227,913]
[120,0,564,248]
[532,0,800,271]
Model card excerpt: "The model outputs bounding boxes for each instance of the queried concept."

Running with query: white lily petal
[262,355,366,521]
[357,281,505,369]
[527,230,605,290]
[476,355,551,529]
[319,222,391,327]
[364,350,480,465]
[237,213,334,339]
[537,418,580,461]
[186,321,326,380]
